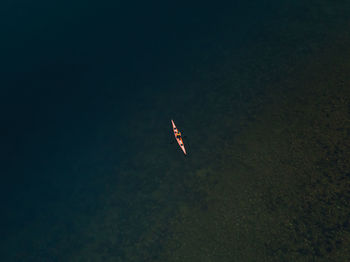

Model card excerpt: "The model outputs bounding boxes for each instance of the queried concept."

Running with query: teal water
[1,1,350,261]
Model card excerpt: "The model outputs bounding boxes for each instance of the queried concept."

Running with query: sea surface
[1,1,350,261]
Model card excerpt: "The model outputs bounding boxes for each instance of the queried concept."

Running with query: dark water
[1,1,350,261]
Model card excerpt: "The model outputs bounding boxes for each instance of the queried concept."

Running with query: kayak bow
[171,119,187,155]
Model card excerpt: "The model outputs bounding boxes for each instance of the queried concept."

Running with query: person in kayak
[176,131,182,139]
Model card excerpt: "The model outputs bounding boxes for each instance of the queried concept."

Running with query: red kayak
[171,119,187,155]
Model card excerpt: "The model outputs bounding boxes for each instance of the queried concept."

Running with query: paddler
[176,131,182,139]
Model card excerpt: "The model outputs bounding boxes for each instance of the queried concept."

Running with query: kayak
[171,119,187,155]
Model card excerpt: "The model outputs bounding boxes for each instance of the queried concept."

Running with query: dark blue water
[1,1,350,261]
[0,2,241,259]
[0,1,261,231]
